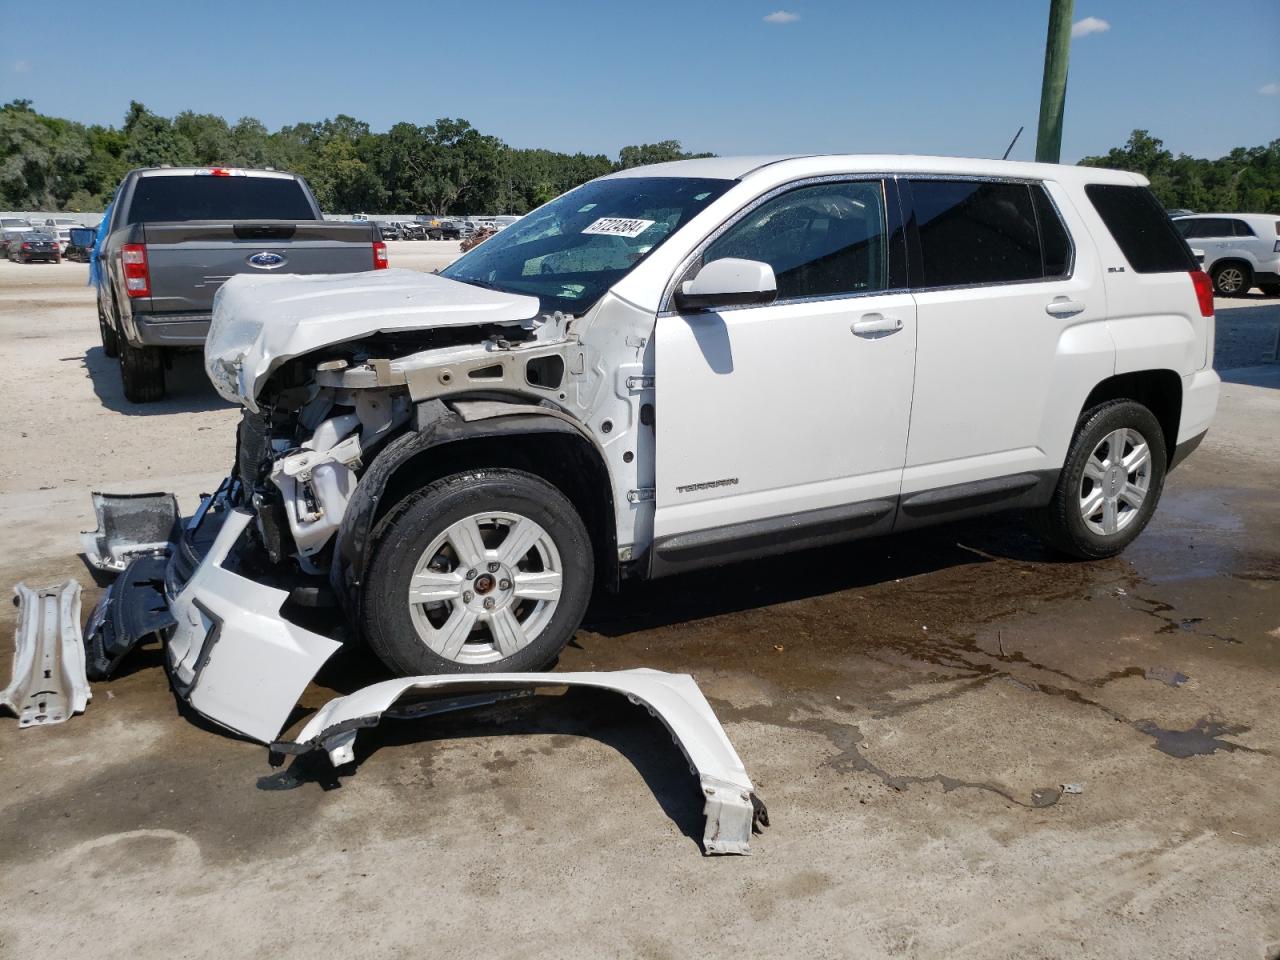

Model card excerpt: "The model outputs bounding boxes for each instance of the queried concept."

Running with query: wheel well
[376,431,618,585]
[1082,370,1182,463]
[1208,257,1252,278]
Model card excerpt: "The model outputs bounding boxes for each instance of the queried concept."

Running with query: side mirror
[674,258,777,312]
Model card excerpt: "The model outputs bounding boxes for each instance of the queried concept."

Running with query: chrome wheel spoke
[1083,458,1107,483]
[1122,441,1149,473]
[447,517,488,569]
[1118,483,1146,511]
[1101,497,1119,534]
[1105,429,1128,466]
[408,569,464,604]
[432,607,479,660]
[1080,488,1105,519]
[512,570,563,601]
[488,607,527,657]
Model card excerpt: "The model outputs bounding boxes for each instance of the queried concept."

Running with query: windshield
[440,176,732,315]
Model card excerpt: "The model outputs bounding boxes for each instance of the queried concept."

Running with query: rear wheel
[361,469,593,676]
[1211,262,1251,297]
[1031,400,1167,560]
[119,341,166,403]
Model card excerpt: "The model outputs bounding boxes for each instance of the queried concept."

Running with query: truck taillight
[1189,270,1214,318]
[373,241,388,269]
[121,243,151,297]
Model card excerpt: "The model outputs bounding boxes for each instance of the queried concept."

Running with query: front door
[653,178,916,564]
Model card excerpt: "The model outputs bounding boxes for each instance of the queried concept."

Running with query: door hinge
[626,488,655,504]
[625,375,655,391]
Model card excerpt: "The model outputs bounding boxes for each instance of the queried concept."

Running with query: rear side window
[909,180,1042,286]
[125,176,317,224]
[1031,185,1072,278]
[1230,219,1255,237]
[1084,184,1196,273]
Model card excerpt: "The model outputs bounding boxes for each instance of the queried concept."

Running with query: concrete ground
[1,246,1277,960]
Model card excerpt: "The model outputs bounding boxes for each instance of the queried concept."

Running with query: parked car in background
[64,226,97,262]
[425,216,461,240]
[377,221,402,240]
[400,221,427,240]
[95,166,388,402]
[0,228,26,256]
[7,229,62,263]
[1172,213,1280,296]
[1165,208,1194,219]
[1,217,34,248]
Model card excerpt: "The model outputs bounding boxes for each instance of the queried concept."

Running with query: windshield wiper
[452,276,508,293]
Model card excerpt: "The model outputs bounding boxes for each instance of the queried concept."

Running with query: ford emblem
[247,251,286,269]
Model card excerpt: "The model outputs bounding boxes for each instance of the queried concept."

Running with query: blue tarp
[88,202,111,288]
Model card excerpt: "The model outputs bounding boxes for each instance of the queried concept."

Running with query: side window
[1084,184,1197,274]
[1031,184,1072,278]
[1201,218,1232,237]
[702,180,888,301]
[1230,219,1255,238]
[1174,219,1198,238]
[909,179,1041,286]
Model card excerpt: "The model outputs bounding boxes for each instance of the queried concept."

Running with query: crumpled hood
[205,268,540,410]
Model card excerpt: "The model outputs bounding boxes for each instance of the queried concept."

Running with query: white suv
[89,155,1221,740]
[1172,213,1280,296]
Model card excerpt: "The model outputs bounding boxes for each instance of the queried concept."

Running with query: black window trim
[900,174,1077,293]
[659,173,908,315]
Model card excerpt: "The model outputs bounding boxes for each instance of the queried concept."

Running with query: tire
[98,304,119,358]
[361,468,594,676]
[119,341,166,402]
[1210,261,1251,297]
[1030,400,1167,560]
[1259,283,1280,298]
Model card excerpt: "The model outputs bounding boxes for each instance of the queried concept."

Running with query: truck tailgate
[142,221,379,315]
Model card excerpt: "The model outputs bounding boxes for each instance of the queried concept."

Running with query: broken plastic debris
[2,580,91,727]
[1144,666,1190,688]
[1060,782,1085,795]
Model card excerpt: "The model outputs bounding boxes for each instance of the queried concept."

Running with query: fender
[335,399,613,598]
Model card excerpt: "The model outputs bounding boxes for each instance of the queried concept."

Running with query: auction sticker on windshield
[582,217,655,239]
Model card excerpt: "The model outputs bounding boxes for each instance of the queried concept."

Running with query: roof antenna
[1002,125,1025,161]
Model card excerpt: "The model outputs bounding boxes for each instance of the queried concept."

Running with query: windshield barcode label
[581,217,655,239]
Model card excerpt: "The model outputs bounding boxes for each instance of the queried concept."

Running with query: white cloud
[12,60,30,73]
[763,10,800,24]
[1071,16,1110,39]
[1259,82,1280,95]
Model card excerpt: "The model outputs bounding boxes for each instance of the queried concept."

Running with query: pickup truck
[95,166,388,402]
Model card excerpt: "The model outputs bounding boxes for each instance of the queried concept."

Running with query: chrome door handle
[1045,298,1085,317]
[851,313,904,337]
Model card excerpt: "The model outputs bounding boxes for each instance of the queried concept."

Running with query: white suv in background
[90,155,1222,740]
[1173,213,1280,296]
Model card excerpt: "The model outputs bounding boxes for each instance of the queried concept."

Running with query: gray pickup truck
[96,167,387,402]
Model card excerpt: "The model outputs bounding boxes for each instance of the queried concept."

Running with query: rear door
[653,177,916,564]
[898,177,1111,519]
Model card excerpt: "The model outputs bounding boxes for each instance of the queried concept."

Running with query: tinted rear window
[909,180,1042,286]
[125,175,316,224]
[1084,184,1195,274]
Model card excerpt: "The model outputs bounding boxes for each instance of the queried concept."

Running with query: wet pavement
[1,262,1278,959]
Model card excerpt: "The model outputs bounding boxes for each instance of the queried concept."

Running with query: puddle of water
[1131,717,1253,758]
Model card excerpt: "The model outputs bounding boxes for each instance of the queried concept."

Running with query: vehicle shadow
[584,515,1050,637]
[83,345,231,415]
[258,688,708,849]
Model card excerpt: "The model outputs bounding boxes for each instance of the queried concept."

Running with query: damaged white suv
[86,155,1219,743]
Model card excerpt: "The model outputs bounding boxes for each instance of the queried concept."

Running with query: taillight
[373,241,388,269]
[1189,270,1214,318]
[121,243,151,297]
[21,242,31,250]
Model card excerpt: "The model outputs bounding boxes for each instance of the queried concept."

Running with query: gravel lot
[1,245,1278,959]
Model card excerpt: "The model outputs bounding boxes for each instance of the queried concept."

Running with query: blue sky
[2,0,1277,162]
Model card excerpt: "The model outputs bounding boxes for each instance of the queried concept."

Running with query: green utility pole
[1035,0,1075,163]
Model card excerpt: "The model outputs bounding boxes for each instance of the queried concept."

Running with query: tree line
[0,99,710,215]
[3,99,1276,215]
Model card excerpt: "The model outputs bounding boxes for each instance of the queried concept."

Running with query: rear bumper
[134,313,212,347]
[1179,368,1220,445]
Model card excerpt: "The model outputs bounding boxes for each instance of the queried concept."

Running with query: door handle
[851,313,904,337]
[1045,297,1085,317]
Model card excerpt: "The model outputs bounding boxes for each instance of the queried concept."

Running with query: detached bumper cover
[273,669,767,855]
[163,509,341,742]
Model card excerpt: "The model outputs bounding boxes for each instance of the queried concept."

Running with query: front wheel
[1031,400,1167,560]
[1211,262,1251,297]
[361,469,594,676]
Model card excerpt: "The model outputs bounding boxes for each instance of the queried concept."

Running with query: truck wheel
[1030,400,1167,560]
[97,305,119,358]
[361,469,594,676]
[119,341,166,402]
[1210,262,1251,297]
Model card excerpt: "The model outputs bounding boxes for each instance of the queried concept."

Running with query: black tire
[97,304,118,358]
[1259,283,1280,298]
[1031,400,1167,560]
[361,468,594,676]
[119,341,166,402]
[1210,261,1251,297]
